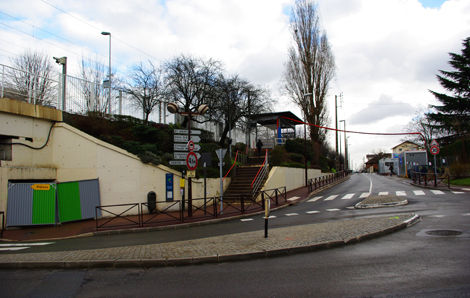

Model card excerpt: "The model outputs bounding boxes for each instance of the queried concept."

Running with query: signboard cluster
[169,129,201,176]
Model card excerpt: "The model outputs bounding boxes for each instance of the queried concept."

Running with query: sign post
[215,149,227,214]
[430,139,440,187]
[264,196,270,238]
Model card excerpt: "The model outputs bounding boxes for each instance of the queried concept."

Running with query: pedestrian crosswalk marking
[326,208,340,212]
[452,191,464,194]
[0,242,54,247]
[341,193,355,200]
[413,190,425,196]
[324,195,338,201]
[396,191,406,196]
[430,190,445,195]
[462,213,470,216]
[0,247,29,251]
[359,192,370,198]
[240,218,253,222]
[307,196,323,202]
[378,192,389,196]
[267,215,277,219]
[462,188,470,191]
[429,214,446,218]
[287,196,300,202]
[306,210,320,214]
[285,213,299,216]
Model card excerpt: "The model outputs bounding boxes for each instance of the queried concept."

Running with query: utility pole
[335,95,338,171]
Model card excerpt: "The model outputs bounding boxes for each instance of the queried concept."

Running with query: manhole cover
[425,230,462,236]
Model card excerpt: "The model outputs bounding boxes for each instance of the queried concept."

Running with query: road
[1,173,469,297]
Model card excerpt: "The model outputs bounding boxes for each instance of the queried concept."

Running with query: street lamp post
[168,103,209,217]
[340,120,347,172]
[53,56,67,111]
[303,93,312,187]
[101,31,112,114]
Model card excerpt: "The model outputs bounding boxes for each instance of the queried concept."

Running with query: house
[365,153,392,173]
[392,141,422,155]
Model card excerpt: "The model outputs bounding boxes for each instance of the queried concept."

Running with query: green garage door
[57,179,101,223]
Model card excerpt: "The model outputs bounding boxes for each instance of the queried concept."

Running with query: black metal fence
[410,171,450,188]
[0,211,4,238]
[95,172,349,231]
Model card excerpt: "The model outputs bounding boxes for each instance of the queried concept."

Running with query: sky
[0,0,469,170]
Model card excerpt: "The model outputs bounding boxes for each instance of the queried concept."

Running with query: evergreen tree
[427,37,470,136]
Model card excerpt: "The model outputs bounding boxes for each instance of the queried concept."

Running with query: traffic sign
[174,135,201,143]
[187,140,195,151]
[215,148,227,161]
[173,143,201,152]
[430,145,440,155]
[174,152,201,160]
[169,160,186,166]
[174,129,201,135]
[430,139,439,147]
[186,151,198,170]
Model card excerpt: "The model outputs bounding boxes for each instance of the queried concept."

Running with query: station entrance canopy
[249,111,303,147]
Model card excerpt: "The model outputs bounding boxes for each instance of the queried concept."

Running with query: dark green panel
[57,182,82,222]
[32,185,56,225]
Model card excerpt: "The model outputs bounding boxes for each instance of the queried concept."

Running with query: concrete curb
[0,213,420,269]
[354,199,408,209]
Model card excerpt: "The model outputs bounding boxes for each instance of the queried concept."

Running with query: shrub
[450,163,470,178]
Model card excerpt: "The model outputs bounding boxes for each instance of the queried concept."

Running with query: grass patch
[450,177,470,186]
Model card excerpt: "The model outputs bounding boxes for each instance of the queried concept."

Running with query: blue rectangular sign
[166,173,174,202]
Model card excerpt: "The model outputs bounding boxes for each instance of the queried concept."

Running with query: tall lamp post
[53,56,67,111]
[340,120,347,172]
[101,31,112,114]
[167,103,209,217]
[303,93,312,187]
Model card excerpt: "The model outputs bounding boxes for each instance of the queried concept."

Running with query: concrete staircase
[223,166,263,201]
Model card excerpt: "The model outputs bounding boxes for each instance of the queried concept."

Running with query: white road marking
[341,193,355,200]
[378,192,389,196]
[306,210,320,214]
[368,175,373,193]
[396,191,407,196]
[430,190,445,195]
[452,191,464,194]
[0,242,54,247]
[287,196,300,202]
[346,206,356,209]
[240,218,253,222]
[462,188,470,191]
[0,247,29,251]
[429,214,446,218]
[285,213,299,216]
[462,213,470,216]
[267,215,277,219]
[307,196,323,202]
[413,190,425,196]
[326,208,340,212]
[359,192,370,198]
[324,195,338,201]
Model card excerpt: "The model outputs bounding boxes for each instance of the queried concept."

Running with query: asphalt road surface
[1,173,470,297]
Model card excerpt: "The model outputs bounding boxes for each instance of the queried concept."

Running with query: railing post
[424,174,428,186]
[241,194,245,213]
[275,189,279,206]
[261,192,265,209]
[214,198,218,218]
[434,173,437,187]
[181,200,185,222]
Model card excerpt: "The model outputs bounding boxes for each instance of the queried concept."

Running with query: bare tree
[79,56,109,115]
[283,0,335,165]
[124,61,165,124]
[404,109,442,149]
[164,55,221,126]
[9,50,55,106]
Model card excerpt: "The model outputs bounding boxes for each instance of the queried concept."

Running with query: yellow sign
[186,170,196,178]
[180,178,185,188]
[31,184,51,191]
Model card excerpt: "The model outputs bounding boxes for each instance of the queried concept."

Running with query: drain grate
[425,230,462,236]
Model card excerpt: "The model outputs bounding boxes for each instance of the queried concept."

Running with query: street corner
[354,195,408,209]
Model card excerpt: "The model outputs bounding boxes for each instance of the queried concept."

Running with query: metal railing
[410,171,450,188]
[95,203,141,230]
[141,200,182,226]
[0,211,4,238]
[308,171,347,192]
[251,149,269,196]
[260,187,287,207]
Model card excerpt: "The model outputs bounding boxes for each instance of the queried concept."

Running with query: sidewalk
[0,213,419,269]
[1,176,349,242]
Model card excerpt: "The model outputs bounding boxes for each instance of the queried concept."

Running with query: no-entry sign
[186,151,198,171]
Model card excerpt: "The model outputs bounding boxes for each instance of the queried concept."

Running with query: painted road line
[430,190,445,195]
[287,196,300,202]
[452,191,464,194]
[324,195,338,201]
[240,218,254,222]
[359,192,370,198]
[396,191,407,196]
[307,196,323,202]
[0,242,54,247]
[306,210,320,214]
[285,213,299,216]
[346,206,355,209]
[0,247,30,251]
[462,213,470,216]
[429,214,446,218]
[462,188,470,191]
[326,208,340,212]
[341,193,355,200]
[413,190,425,196]
[378,192,389,196]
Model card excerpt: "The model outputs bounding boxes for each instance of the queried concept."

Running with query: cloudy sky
[0,0,469,169]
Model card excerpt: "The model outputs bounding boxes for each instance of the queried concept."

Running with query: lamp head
[101,31,111,36]
[167,102,179,114]
[197,104,209,115]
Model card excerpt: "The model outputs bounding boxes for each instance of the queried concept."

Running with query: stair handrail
[250,149,269,195]
[223,150,239,181]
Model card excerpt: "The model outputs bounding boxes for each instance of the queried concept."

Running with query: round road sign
[187,140,195,151]
[186,151,198,170]
[430,145,440,155]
